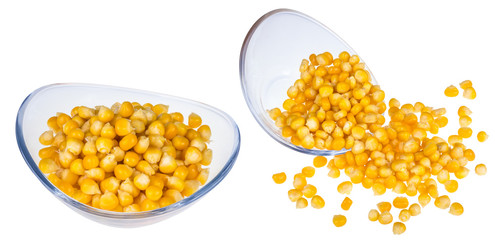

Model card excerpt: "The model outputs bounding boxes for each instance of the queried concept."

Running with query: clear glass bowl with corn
[240,8,377,156]
[16,83,240,227]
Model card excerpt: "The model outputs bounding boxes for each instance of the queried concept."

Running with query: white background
[1,0,494,239]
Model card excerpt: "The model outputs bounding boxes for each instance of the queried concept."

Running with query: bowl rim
[239,8,372,156]
[16,82,241,220]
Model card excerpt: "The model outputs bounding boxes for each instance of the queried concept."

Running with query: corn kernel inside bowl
[37,101,212,212]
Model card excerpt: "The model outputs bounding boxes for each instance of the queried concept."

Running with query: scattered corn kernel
[398,209,411,222]
[475,164,487,176]
[477,131,488,142]
[333,214,347,227]
[393,222,406,235]
[272,172,287,184]
[378,211,393,225]
[392,197,409,209]
[377,201,392,212]
[449,202,464,216]
[311,195,325,209]
[444,85,459,97]
[434,195,451,209]
[462,87,476,100]
[341,197,353,211]
[337,181,353,194]
[409,203,421,216]
[368,209,380,221]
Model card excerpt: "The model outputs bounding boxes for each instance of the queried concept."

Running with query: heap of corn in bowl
[38,101,212,212]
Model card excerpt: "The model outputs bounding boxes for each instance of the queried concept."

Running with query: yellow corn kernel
[449,202,464,216]
[393,222,406,235]
[368,209,379,221]
[272,172,286,184]
[459,80,472,89]
[418,193,431,207]
[372,182,386,195]
[182,179,201,197]
[459,115,472,127]
[458,106,472,117]
[463,87,476,99]
[167,176,185,192]
[333,214,347,227]
[100,154,117,173]
[398,209,411,222]
[80,178,101,195]
[100,176,120,194]
[301,166,315,178]
[337,181,353,194]
[296,198,308,209]
[173,165,189,180]
[39,158,60,174]
[444,180,458,193]
[434,195,451,209]
[341,197,353,211]
[311,195,325,209]
[197,168,209,185]
[444,85,459,97]
[475,164,487,176]
[85,167,105,181]
[458,127,473,138]
[393,197,409,209]
[144,185,163,201]
[288,189,303,202]
[313,156,327,168]
[302,184,317,198]
[378,211,393,225]
[477,131,488,142]
[377,201,392,213]
[172,135,189,151]
[133,173,150,191]
[408,203,421,216]
[293,173,307,190]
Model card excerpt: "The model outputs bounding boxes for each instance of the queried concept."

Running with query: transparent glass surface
[16,83,241,227]
[240,8,376,156]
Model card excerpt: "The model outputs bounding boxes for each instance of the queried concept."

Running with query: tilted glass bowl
[16,83,241,227]
[240,8,377,156]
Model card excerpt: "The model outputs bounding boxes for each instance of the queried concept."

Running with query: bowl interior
[16,83,240,227]
[240,9,375,156]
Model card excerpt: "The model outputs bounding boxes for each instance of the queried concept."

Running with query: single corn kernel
[477,131,488,142]
[341,197,353,211]
[463,87,476,99]
[333,215,347,227]
[393,222,407,235]
[313,156,327,168]
[398,209,411,222]
[449,202,464,216]
[458,106,472,117]
[475,164,487,176]
[272,172,287,184]
[368,209,380,221]
[311,195,325,209]
[99,192,119,210]
[458,127,473,138]
[444,180,459,193]
[418,193,431,207]
[444,85,459,97]
[434,195,451,209]
[409,203,421,216]
[459,80,472,89]
[302,184,317,198]
[288,189,303,202]
[296,198,308,209]
[393,197,409,209]
[459,115,472,127]
[301,166,316,178]
[293,173,307,190]
[378,211,393,225]
[376,202,392,213]
[39,158,60,174]
[337,181,353,194]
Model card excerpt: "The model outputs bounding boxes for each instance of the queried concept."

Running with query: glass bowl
[239,8,377,156]
[15,83,241,227]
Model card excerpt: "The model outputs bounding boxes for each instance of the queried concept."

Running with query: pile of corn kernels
[270,51,488,235]
[38,102,212,212]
